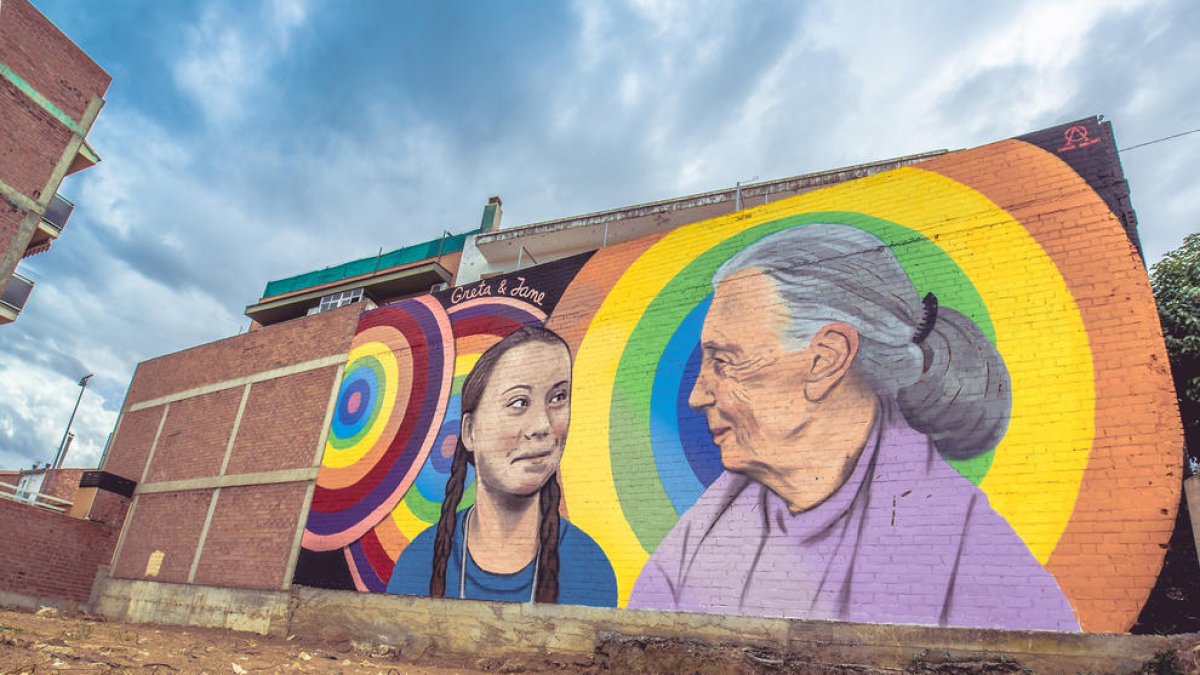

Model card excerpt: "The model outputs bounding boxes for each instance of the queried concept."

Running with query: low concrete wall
[94,577,289,636]
[288,587,1192,673]
[92,578,1198,673]
[288,586,792,663]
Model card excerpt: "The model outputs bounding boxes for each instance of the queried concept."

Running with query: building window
[312,288,364,314]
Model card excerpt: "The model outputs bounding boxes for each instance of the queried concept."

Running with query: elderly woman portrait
[387,326,617,605]
[628,224,1079,631]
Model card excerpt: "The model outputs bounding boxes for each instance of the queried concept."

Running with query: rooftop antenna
[734,176,759,211]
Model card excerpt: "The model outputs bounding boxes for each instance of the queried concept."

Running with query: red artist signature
[1059,125,1101,152]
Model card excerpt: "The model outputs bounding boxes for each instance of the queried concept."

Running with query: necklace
[459,506,540,602]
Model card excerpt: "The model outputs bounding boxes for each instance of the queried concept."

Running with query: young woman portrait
[386,325,617,606]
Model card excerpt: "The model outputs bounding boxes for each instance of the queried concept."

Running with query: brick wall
[0,0,112,122]
[144,388,242,483]
[192,483,312,590]
[0,0,110,296]
[0,76,72,198]
[291,118,1181,634]
[104,304,359,591]
[104,118,1183,635]
[0,498,117,604]
[224,366,340,474]
[124,304,360,404]
[112,490,213,583]
[39,468,85,502]
[0,207,22,269]
[103,406,166,483]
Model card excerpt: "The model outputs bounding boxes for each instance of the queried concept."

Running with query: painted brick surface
[101,118,1182,635]
[293,118,1182,634]
[111,489,213,584]
[0,0,111,122]
[193,483,310,590]
[0,498,117,603]
[922,144,1182,631]
[144,388,241,484]
[224,366,338,475]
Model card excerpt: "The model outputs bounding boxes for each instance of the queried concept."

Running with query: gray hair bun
[713,223,1011,459]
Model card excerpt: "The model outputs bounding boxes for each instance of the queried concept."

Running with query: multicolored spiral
[338,297,548,591]
[303,295,453,551]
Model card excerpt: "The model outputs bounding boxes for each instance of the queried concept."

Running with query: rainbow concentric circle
[303,296,454,551]
[338,297,549,590]
[562,168,1094,604]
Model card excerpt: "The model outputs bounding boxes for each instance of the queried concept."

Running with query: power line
[1119,126,1200,152]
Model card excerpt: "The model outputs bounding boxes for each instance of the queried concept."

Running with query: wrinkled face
[689,271,815,483]
[463,341,572,498]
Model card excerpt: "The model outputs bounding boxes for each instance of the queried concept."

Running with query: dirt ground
[0,607,485,674]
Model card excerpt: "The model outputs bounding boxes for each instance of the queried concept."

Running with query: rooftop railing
[0,480,72,513]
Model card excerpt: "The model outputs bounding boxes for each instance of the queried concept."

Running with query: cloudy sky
[2,0,1196,472]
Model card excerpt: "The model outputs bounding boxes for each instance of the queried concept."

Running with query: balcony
[23,193,75,258]
[246,262,453,326]
[0,271,34,323]
[44,193,75,229]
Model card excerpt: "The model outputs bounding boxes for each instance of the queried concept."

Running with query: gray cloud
[2,0,1195,472]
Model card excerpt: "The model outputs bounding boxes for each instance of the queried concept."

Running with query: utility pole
[52,373,92,470]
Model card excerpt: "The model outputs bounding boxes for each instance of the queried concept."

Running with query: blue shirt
[386,510,617,607]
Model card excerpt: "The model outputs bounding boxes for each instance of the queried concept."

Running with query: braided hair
[429,326,566,602]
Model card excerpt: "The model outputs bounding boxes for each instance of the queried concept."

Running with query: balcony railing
[42,193,75,231]
[1,272,34,313]
[0,480,72,513]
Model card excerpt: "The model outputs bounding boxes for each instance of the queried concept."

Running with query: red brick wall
[1,195,28,271]
[193,483,311,590]
[224,366,338,474]
[104,304,358,591]
[144,388,241,483]
[124,304,359,405]
[0,0,112,121]
[111,490,213,584]
[39,468,85,502]
[103,406,165,483]
[0,498,117,603]
[0,0,110,293]
[86,489,131,528]
[0,468,83,502]
[0,77,72,199]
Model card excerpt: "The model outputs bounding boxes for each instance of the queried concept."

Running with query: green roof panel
[262,230,478,299]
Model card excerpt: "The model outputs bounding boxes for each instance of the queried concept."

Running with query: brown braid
[534,473,562,603]
[426,325,571,601]
[430,440,471,597]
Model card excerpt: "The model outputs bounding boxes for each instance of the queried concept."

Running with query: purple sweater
[628,399,1079,631]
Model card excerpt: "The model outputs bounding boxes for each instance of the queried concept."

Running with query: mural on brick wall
[296,119,1183,633]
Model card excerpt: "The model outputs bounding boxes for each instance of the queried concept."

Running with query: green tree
[1134,233,1200,635]
[1151,232,1200,463]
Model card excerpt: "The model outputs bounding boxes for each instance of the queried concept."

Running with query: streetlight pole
[52,373,92,470]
